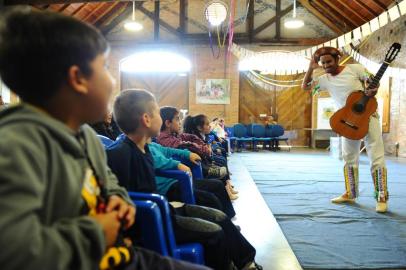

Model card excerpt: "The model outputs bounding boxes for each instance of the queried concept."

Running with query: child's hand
[189,152,201,164]
[106,195,136,229]
[92,211,121,247]
[178,163,191,175]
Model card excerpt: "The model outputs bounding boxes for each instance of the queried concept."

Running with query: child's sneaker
[208,165,227,178]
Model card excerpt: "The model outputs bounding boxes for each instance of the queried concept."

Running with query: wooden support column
[246,0,254,43]
[154,0,160,41]
[275,0,281,40]
[179,0,186,39]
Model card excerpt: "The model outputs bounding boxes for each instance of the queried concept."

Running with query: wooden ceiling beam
[275,0,281,40]
[336,0,368,24]
[70,3,87,16]
[109,36,329,46]
[352,0,379,17]
[154,0,160,41]
[246,0,254,43]
[138,5,180,38]
[81,2,106,22]
[57,3,70,12]
[321,0,359,27]
[298,0,344,34]
[253,4,293,36]
[92,2,120,25]
[371,0,387,11]
[4,0,131,4]
[179,0,186,37]
[101,2,136,35]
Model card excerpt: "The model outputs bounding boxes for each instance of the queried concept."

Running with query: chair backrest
[233,123,248,138]
[265,124,285,137]
[133,200,169,256]
[252,124,266,138]
[97,135,114,147]
[224,126,234,137]
[128,192,180,258]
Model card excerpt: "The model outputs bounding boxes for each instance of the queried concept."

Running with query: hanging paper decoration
[230,0,406,86]
[388,4,401,21]
[378,12,388,27]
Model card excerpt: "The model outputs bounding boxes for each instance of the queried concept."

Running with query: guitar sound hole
[353,103,364,113]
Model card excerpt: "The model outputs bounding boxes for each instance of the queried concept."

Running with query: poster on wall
[317,97,336,129]
[196,79,230,104]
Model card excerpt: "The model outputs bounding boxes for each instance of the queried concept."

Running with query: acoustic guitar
[329,43,401,140]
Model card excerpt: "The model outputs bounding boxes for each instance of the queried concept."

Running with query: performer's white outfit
[316,64,388,202]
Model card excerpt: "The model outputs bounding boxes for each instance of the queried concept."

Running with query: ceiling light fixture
[124,1,143,32]
[205,1,228,26]
[284,0,304,29]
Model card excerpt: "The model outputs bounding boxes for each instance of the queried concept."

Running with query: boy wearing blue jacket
[148,141,236,218]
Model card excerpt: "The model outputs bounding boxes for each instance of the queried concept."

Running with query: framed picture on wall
[196,79,230,104]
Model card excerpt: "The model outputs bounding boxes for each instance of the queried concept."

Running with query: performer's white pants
[342,114,386,171]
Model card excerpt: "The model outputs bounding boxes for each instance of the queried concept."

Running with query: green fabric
[0,103,132,270]
[148,142,190,195]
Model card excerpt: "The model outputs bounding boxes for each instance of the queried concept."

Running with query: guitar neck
[367,62,389,89]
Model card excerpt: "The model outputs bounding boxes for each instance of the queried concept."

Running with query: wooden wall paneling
[239,73,311,146]
[120,72,189,110]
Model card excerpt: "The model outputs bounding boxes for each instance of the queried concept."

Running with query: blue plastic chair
[251,124,272,151]
[129,192,205,264]
[265,124,290,151]
[97,135,114,148]
[232,123,253,152]
[133,200,169,256]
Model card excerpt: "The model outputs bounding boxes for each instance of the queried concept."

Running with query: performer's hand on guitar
[365,75,379,97]
[106,195,136,229]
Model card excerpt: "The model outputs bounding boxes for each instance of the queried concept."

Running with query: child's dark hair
[0,9,108,105]
[113,89,156,134]
[160,106,179,131]
[183,114,207,139]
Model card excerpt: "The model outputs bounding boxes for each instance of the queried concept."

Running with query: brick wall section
[108,45,240,124]
[361,17,406,157]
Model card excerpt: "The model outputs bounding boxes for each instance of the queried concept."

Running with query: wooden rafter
[246,0,254,43]
[298,0,344,34]
[57,3,70,12]
[352,0,379,17]
[253,4,293,36]
[154,0,159,41]
[371,0,387,11]
[82,3,106,22]
[336,0,368,24]
[312,0,353,30]
[110,35,329,46]
[101,2,136,35]
[70,3,87,16]
[275,0,281,40]
[138,5,180,38]
[179,0,186,38]
[4,0,129,4]
[94,2,122,27]
[321,0,359,27]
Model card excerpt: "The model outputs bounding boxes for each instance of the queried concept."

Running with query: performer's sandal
[376,202,387,213]
[331,194,355,204]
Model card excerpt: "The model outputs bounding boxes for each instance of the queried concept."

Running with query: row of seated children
[0,9,210,270]
[106,90,262,270]
[157,109,238,200]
